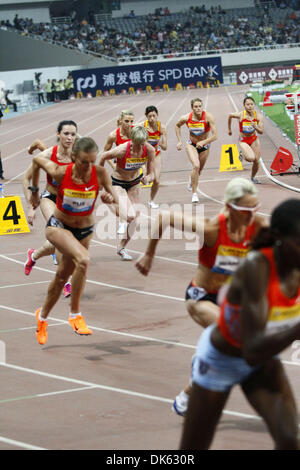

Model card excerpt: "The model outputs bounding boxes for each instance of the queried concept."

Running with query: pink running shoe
[24,249,36,275]
[63,282,71,298]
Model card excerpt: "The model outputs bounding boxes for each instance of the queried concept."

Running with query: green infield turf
[248,85,299,144]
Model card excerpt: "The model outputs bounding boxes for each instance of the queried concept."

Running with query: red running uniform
[47,146,70,189]
[218,247,300,348]
[186,111,210,137]
[56,163,99,216]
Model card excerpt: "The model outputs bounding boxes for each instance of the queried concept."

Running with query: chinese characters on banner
[237,66,294,85]
[72,57,223,95]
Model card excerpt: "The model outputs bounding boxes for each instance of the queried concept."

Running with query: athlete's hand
[176,142,182,151]
[30,192,40,209]
[135,254,153,276]
[141,174,152,186]
[101,191,114,204]
[228,129,232,136]
[27,206,36,226]
[196,141,205,149]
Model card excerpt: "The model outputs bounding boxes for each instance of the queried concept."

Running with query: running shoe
[63,282,71,298]
[68,315,92,335]
[51,253,58,265]
[172,391,189,417]
[117,248,133,261]
[192,192,199,203]
[35,308,48,345]
[25,249,36,275]
[148,201,159,209]
[117,222,127,235]
[251,177,261,184]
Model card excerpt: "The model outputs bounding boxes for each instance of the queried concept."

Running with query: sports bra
[186,111,210,136]
[47,146,70,189]
[218,247,300,348]
[56,163,99,216]
[199,213,256,275]
[116,141,148,171]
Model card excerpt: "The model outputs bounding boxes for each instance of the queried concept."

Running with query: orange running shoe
[68,315,92,335]
[35,308,48,345]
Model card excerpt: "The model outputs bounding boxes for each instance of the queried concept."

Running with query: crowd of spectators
[0,2,299,61]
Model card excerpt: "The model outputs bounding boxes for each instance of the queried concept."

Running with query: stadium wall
[0,29,113,72]
[0,5,50,23]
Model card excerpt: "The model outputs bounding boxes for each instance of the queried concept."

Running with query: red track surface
[0,85,299,450]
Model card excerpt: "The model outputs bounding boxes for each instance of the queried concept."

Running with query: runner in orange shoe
[30,137,119,344]
[22,121,78,298]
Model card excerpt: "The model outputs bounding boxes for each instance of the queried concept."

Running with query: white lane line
[0,436,46,450]
[0,385,97,404]
[3,360,299,428]
[0,304,193,349]
[1,304,300,368]
[0,280,50,289]
[91,239,198,266]
[0,253,196,291]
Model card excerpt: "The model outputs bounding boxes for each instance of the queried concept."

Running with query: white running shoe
[172,391,189,417]
[251,177,261,184]
[117,222,127,234]
[192,192,199,203]
[117,248,133,261]
[148,200,159,209]
[51,253,58,265]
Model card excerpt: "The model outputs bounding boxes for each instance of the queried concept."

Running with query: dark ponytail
[251,199,300,250]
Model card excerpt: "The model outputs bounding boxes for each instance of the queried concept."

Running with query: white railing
[94,13,112,24]
[51,16,72,24]
[116,42,300,64]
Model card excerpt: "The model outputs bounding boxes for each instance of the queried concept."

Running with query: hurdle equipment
[96,90,102,97]
[263,91,273,107]
[76,91,83,99]
[270,147,299,176]
[163,84,169,92]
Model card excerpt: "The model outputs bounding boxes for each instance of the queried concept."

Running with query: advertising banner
[294,113,300,146]
[236,66,294,85]
[72,57,223,95]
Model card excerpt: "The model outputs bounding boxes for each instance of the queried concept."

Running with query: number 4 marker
[0,196,30,235]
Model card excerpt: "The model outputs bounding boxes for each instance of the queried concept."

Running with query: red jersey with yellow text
[116,127,131,146]
[199,213,255,278]
[56,163,99,216]
[218,247,300,348]
[186,111,210,136]
[47,146,70,189]
[239,110,258,136]
[144,120,161,156]
[116,141,148,171]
